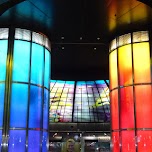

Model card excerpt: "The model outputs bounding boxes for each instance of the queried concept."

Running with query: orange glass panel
[109,50,118,90]
[133,42,151,83]
[135,85,152,128]
[137,131,152,152]
[120,87,135,129]
[118,45,133,86]
[111,90,119,130]
[121,131,136,152]
[112,132,120,152]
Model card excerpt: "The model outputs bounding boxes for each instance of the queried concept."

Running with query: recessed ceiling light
[94,47,97,50]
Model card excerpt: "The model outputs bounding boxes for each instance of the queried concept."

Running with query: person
[66,139,75,152]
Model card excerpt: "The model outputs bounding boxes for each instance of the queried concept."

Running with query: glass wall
[50,80,110,123]
[0,28,51,151]
[109,31,152,152]
[50,80,75,122]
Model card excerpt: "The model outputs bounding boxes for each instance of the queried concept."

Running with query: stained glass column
[109,31,152,152]
[0,28,51,152]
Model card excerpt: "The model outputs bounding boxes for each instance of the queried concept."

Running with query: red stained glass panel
[137,131,152,152]
[135,85,152,128]
[120,87,135,129]
[121,131,136,152]
[112,132,120,152]
[111,90,119,130]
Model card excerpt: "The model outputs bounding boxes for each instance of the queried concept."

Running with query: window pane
[10,84,28,128]
[0,84,5,127]
[12,40,30,82]
[44,49,50,88]
[29,86,42,128]
[31,43,44,85]
[8,130,26,152]
[0,40,8,81]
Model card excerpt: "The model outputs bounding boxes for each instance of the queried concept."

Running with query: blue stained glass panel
[44,49,50,89]
[29,86,42,128]
[0,130,2,152]
[10,84,28,127]
[12,40,30,82]
[8,130,26,152]
[28,130,41,152]
[43,89,49,129]
[31,43,44,85]
[42,132,48,152]
[0,84,5,127]
[0,40,8,81]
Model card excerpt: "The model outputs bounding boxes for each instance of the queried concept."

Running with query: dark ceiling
[0,0,152,80]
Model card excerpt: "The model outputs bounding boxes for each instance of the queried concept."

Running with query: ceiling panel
[0,0,152,80]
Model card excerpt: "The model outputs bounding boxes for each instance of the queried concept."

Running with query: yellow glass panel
[61,93,67,98]
[52,88,57,92]
[59,102,65,106]
[118,44,133,86]
[57,88,63,92]
[50,106,58,110]
[51,102,58,106]
[109,50,118,90]
[55,93,61,97]
[133,42,151,83]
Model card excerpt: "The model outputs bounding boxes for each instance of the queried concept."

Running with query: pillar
[0,28,51,151]
[109,31,152,152]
